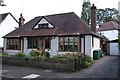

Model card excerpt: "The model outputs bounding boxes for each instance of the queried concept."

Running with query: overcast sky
[0,0,120,22]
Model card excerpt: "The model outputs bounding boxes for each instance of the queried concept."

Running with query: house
[97,21,120,55]
[0,12,19,47]
[3,5,103,58]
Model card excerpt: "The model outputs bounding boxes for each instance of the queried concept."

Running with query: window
[6,38,21,50]
[59,37,78,51]
[38,23,48,29]
[28,38,37,48]
[27,37,51,49]
[45,39,51,49]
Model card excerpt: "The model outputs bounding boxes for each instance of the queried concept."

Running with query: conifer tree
[81,0,91,25]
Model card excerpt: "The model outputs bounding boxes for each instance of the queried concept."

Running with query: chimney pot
[19,13,25,27]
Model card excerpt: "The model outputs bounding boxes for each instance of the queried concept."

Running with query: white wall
[0,14,18,47]
[92,37,100,50]
[81,37,84,53]
[48,37,59,56]
[84,36,101,58]
[85,36,93,58]
[110,43,119,55]
[98,30,118,40]
[34,18,54,29]
[4,50,21,55]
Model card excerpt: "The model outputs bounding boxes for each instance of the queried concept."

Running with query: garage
[110,42,119,55]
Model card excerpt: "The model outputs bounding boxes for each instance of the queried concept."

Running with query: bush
[1,52,9,57]
[79,55,93,68]
[29,50,45,59]
[44,52,50,58]
[15,52,26,57]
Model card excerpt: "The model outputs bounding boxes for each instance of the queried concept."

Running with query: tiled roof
[4,12,101,38]
[97,21,120,31]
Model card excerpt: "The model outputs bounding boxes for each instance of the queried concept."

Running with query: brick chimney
[19,13,25,27]
[91,4,96,33]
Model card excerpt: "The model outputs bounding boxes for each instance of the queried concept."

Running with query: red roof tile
[97,21,120,31]
[4,12,102,38]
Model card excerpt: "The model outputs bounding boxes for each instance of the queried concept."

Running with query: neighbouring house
[97,21,120,55]
[3,5,103,58]
[0,12,19,48]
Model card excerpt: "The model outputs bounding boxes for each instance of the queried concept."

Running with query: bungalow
[0,12,19,47]
[3,5,103,58]
[97,21,120,55]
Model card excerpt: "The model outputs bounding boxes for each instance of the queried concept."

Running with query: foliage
[1,52,9,57]
[79,54,93,68]
[15,52,26,57]
[96,8,119,24]
[52,53,82,60]
[44,52,50,58]
[81,0,119,25]
[29,50,42,57]
[29,50,47,60]
[81,0,91,25]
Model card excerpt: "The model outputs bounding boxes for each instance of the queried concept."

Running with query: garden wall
[2,57,79,72]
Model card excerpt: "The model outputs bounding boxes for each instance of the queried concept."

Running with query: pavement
[1,55,119,79]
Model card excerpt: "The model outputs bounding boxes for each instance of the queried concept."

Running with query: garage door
[110,43,119,55]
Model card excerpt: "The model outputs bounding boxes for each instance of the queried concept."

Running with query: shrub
[44,52,50,58]
[79,55,93,68]
[29,50,44,59]
[1,52,9,57]
[15,52,26,57]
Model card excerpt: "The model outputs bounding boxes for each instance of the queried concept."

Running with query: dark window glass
[6,38,21,50]
[38,23,48,29]
[59,37,78,51]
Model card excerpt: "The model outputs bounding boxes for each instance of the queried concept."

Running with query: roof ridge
[35,12,75,18]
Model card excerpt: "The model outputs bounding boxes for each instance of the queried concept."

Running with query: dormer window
[33,18,54,29]
[38,23,48,29]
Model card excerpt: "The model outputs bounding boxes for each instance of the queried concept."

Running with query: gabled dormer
[33,17,54,29]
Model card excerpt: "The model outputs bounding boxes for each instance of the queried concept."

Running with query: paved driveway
[1,56,119,79]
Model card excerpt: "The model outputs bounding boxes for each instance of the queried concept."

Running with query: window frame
[59,37,79,52]
[38,23,49,29]
[6,38,21,50]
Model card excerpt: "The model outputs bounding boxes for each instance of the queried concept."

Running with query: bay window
[6,38,21,50]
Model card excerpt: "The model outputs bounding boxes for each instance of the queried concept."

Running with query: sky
[0,0,120,23]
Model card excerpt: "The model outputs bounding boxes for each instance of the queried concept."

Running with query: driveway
[1,56,119,79]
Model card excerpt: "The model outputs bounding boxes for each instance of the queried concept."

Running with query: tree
[81,0,91,25]
[96,8,118,24]
[0,0,6,6]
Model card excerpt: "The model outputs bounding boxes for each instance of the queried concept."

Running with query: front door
[37,40,45,52]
